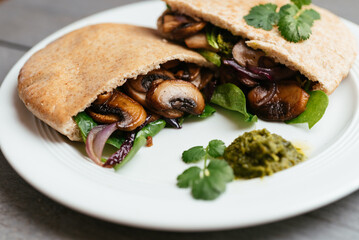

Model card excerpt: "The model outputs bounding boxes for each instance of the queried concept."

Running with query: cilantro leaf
[177,167,201,188]
[279,4,299,19]
[291,0,311,9]
[244,3,279,31]
[299,9,321,26]
[208,159,234,183]
[182,146,206,163]
[278,14,312,43]
[207,140,226,158]
[286,90,328,129]
[278,4,320,42]
[191,159,234,200]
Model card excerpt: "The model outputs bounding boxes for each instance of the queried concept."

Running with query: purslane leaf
[182,146,206,163]
[244,3,279,31]
[177,167,202,188]
[207,140,226,158]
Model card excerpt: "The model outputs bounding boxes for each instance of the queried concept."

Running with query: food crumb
[146,136,153,147]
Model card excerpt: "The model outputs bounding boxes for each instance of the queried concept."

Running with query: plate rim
[1,0,359,231]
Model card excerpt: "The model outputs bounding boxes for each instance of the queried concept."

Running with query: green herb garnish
[244,0,320,43]
[286,90,328,129]
[211,83,257,122]
[178,140,234,200]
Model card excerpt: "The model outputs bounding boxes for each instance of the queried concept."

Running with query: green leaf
[197,105,216,119]
[278,13,312,43]
[278,5,320,43]
[299,9,321,27]
[207,140,226,158]
[182,146,206,163]
[291,0,311,9]
[279,4,299,19]
[73,111,125,149]
[177,167,201,188]
[207,159,234,183]
[73,112,98,142]
[286,90,329,129]
[191,159,234,200]
[211,83,257,122]
[244,3,279,31]
[166,4,172,11]
[114,120,166,170]
[198,50,221,67]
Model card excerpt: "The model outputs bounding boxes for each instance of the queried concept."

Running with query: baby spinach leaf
[73,111,124,149]
[197,105,216,119]
[114,120,166,170]
[211,83,257,122]
[286,90,329,129]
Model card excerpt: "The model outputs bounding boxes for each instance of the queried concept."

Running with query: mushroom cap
[146,79,205,116]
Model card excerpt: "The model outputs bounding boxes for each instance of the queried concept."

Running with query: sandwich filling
[80,61,214,167]
[158,10,314,121]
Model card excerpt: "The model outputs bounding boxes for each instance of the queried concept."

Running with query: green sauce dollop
[224,129,305,179]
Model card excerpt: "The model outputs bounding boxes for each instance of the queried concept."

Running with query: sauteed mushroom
[184,33,214,50]
[248,81,310,121]
[88,91,147,131]
[146,80,205,118]
[159,13,206,40]
[232,40,265,67]
[127,69,175,93]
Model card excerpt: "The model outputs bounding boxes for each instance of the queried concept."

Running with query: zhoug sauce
[224,129,305,179]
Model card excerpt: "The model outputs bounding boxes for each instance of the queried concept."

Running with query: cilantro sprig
[244,0,320,43]
[177,140,234,200]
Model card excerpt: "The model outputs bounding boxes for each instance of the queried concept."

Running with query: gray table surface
[1,0,358,239]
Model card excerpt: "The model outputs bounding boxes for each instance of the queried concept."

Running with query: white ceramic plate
[1,0,359,232]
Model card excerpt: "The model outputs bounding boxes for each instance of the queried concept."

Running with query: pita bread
[163,0,358,94]
[18,23,213,141]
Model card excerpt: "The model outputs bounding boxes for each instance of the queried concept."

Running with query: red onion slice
[247,64,296,81]
[86,123,118,166]
[223,59,270,81]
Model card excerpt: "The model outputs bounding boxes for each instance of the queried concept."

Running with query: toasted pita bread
[18,23,213,141]
[163,0,358,94]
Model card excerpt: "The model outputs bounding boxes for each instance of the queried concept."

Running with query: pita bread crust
[164,0,358,94]
[18,23,213,141]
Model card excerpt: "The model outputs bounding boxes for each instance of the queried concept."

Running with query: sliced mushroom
[159,13,206,40]
[146,80,205,118]
[248,81,310,121]
[185,33,214,50]
[161,60,181,70]
[88,91,147,131]
[127,69,175,93]
[232,40,266,67]
[124,84,147,106]
[198,69,214,90]
[174,64,200,81]
[172,22,207,40]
